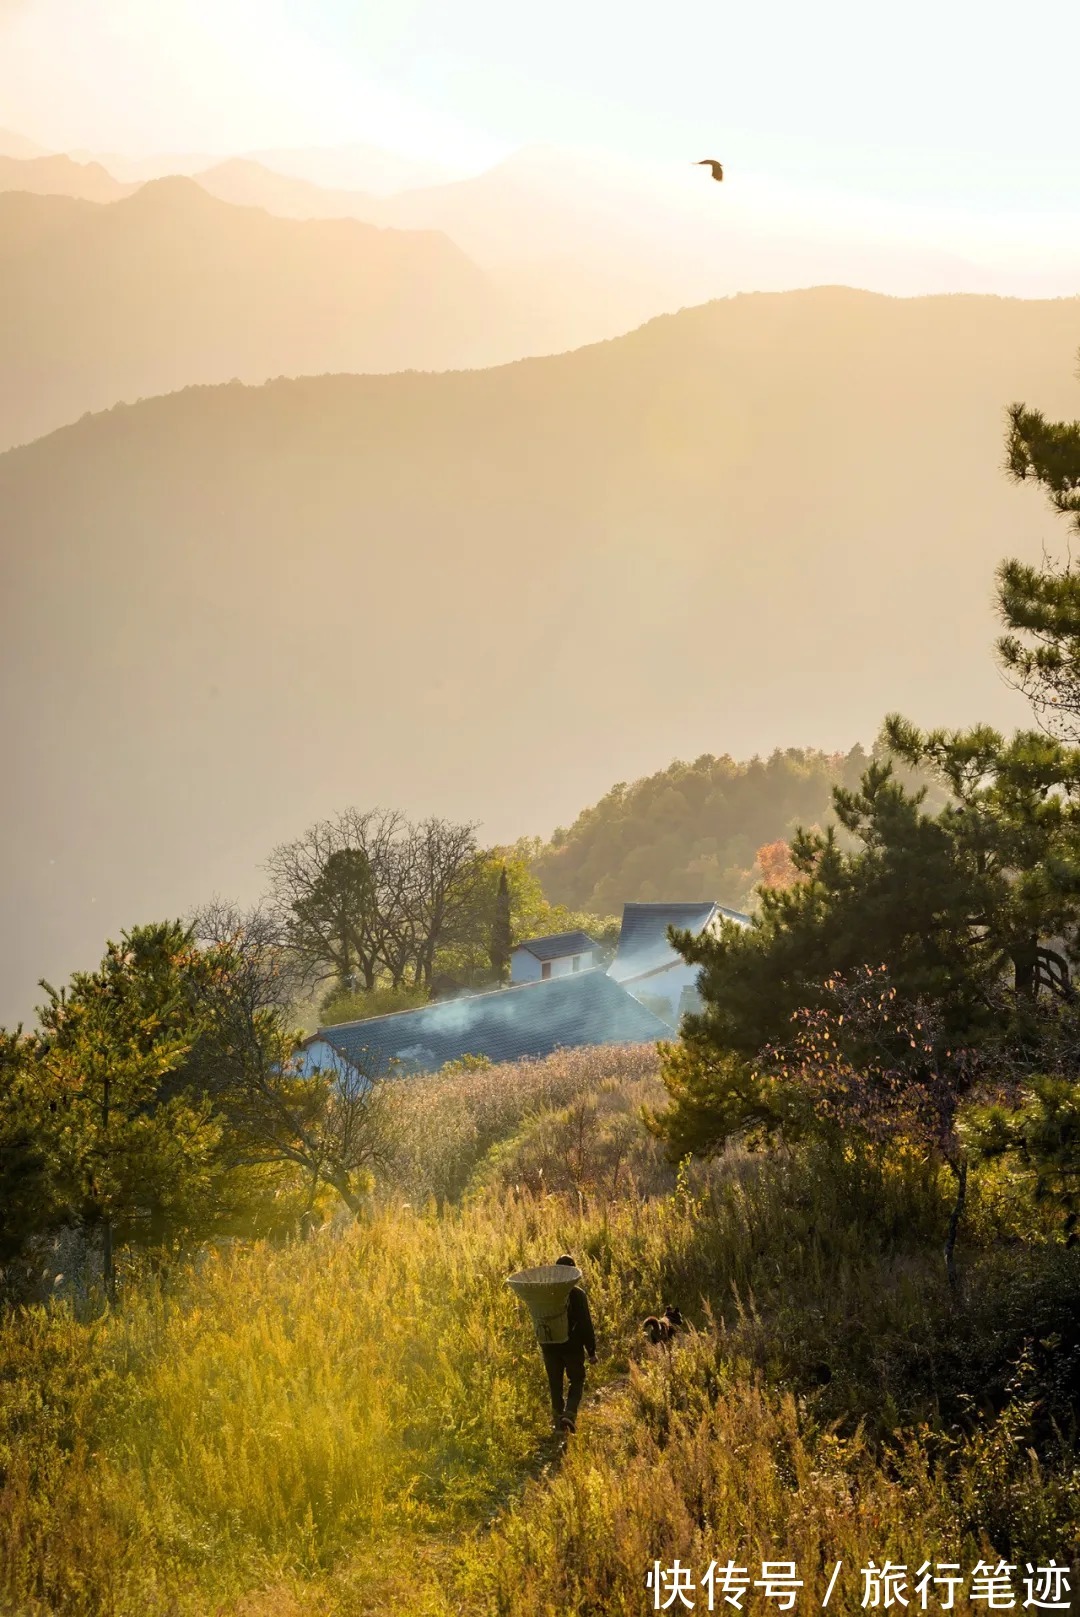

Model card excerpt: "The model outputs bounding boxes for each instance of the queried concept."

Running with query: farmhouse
[608,901,751,1023]
[510,929,601,983]
[297,967,671,1079]
[297,898,751,1080]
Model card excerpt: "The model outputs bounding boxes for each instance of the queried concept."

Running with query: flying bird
[696,159,724,182]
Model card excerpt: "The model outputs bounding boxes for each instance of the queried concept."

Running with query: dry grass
[2,1046,1079,1616]
[383,1043,661,1204]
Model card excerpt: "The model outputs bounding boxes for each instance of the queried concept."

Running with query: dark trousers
[541,1343,587,1423]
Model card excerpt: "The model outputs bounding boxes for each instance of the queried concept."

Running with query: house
[510,929,601,984]
[607,901,751,1025]
[297,967,671,1079]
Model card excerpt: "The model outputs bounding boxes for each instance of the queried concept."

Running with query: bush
[470,1076,672,1203]
[319,983,430,1026]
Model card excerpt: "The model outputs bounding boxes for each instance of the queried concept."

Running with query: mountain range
[0,151,133,204]
[0,177,502,450]
[3,286,1078,1021]
[4,139,1058,455]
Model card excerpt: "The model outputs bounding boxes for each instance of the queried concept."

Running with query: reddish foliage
[759,965,995,1163]
[754,839,798,890]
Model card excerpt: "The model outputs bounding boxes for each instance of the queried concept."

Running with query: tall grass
[2,1048,1078,1616]
[384,1043,659,1203]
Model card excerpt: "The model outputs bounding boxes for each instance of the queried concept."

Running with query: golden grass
[2,1048,1078,1616]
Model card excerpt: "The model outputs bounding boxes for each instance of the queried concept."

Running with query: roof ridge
[622,900,717,910]
[315,965,609,1037]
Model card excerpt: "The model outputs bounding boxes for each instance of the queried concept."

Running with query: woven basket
[506,1264,581,1345]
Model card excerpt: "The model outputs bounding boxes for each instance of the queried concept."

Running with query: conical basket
[506,1264,581,1345]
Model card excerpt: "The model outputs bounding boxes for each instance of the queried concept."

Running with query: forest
[532,742,895,912]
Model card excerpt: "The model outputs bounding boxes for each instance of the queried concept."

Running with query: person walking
[542,1254,597,1434]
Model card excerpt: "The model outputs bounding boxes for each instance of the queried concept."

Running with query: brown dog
[642,1304,685,1345]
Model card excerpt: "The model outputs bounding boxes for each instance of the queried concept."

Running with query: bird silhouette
[696,159,724,182]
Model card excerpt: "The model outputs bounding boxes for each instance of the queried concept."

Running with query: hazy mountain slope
[2,288,1078,1020]
[0,128,51,161]
[0,152,133,203]
[0,177,498,448]
[194,158,381,220]
[186,145,1015,348]
[0,192,100,263]
[69,142,454,191]
[69,147,220,180]
[245,142,454,194]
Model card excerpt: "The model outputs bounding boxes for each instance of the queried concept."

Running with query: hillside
[0,177,499,449]
[532,747,876,912]
[5,1046,1079,1614]
[2,288,1079,1020]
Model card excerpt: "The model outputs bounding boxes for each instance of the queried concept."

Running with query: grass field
[3,1047,1079,1615]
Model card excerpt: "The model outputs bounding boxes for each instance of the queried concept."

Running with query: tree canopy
[997,394,1080,736]
[529,744,937,915]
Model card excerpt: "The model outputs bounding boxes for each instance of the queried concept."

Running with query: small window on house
[572,956,580,972]
[541,961,552,980]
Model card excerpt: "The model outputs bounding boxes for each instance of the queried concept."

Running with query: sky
[2,0,1080,217]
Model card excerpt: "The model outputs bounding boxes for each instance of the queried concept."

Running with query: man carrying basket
[507,1253,598,1434]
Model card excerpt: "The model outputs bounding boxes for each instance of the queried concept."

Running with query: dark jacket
[565,1285,596,1356]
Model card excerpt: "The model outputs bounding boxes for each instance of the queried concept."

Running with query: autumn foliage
[752,839,798,891]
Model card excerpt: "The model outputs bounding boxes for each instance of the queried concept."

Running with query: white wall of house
[623,960,700,1025]
[510,946,543,983]
[293,1038,349,1079]
[510,947,595,984]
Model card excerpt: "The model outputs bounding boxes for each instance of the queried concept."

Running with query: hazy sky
[2,0,1079,213]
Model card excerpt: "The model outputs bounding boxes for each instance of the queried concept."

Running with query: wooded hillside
[532,746,876,911]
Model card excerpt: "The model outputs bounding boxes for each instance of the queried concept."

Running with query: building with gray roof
[510,928,601,983]
[607,900,751,1023]
[297,967,670,1079]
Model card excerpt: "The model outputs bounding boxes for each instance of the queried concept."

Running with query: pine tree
[657,368,1080,1161]
[36,923,224,1298]
[0,1030,63,1275]
[490,866,513,982]
[661,725,1080,1156]
[996,389,1080,735]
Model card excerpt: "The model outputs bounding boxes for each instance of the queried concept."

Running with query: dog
[642,1304,685,1345]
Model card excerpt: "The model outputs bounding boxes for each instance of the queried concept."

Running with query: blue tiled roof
[311,968,671,1077]
[514,929,599,962]
[608,901,750,983]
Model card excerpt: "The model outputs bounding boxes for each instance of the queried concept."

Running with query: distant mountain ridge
[0,176,501,449]
[193,158,380,220]
[0,127,51,161]
[6,140,1071,368]
[2,287,1079,1022]
[0,151,133,204]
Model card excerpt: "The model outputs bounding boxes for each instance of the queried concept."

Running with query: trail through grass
[3,1049,1080,1614]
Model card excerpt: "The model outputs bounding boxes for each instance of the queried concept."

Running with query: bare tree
[188,902,399,1216]
[264,808,407,993]
[192,897,304,1016]
[264,808,484,996]
[293,1047,403,1215]
[398,817,484,989]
